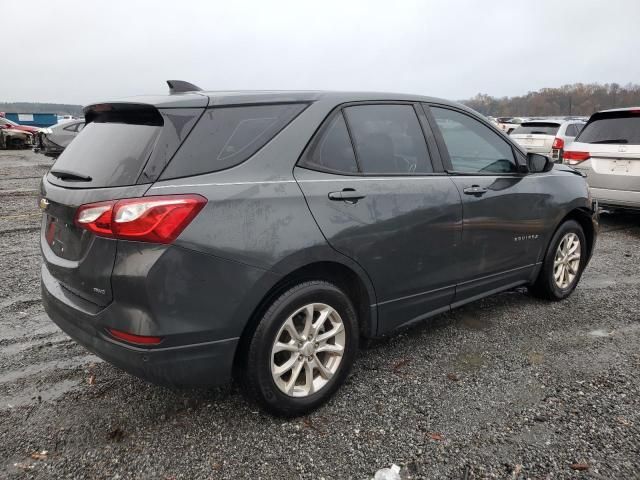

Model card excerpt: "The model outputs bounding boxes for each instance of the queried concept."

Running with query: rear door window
[301,112,358,173]
[160,103,307,179]
[343,104,433,174]
[576,112,640,145]
[511,123,561,136]
[430,107,517,174]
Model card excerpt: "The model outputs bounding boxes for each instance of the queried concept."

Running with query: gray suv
[40,83,598,416]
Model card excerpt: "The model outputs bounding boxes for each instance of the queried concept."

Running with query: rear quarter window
[160,103,307,180]
[564,124,579,137]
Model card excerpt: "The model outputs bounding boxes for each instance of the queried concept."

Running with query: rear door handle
[462,185,488,195]
[328,188,366,203]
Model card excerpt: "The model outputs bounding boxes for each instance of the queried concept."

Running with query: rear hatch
[510,122,560,153]
[41,101,206,306]
[566,110,640,191]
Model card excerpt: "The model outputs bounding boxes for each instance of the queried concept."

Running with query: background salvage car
[0,116,40,135]
[35,120,85,157]
[0,125,34,149]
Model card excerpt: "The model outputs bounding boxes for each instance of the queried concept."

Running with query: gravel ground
[1,149,639,479]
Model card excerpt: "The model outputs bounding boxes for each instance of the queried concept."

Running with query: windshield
[576,113,640,145]
[511,123,560,136]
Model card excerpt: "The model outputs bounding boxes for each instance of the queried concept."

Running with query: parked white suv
[510,120,561,155]
[511,120,585,160]
[563,108,640,210]
[550,120,586,162]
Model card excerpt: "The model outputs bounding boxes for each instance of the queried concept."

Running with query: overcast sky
[3,0,639,105]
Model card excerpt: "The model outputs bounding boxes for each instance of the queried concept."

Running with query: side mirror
[527,153,552,173]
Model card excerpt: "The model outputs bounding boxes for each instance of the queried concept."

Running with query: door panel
[294,167,462,334]
[448,175,548,302]
[427,105,548,302]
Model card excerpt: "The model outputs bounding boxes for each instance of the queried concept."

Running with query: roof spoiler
[166,80,203,94]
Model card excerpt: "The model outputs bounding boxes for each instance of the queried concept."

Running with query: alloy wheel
[270,303,345,397]
[553,232,581,289]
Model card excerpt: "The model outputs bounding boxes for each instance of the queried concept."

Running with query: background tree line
[3,82,640,119]
[462,83,640,117]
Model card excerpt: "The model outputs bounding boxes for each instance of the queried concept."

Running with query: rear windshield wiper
[590,139,629,144]
[50,169,92,182]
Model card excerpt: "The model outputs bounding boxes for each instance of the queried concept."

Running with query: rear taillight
[552,137,564,150]
[75,194,206,244]
[76,201,114,236]
[563,151,591,165]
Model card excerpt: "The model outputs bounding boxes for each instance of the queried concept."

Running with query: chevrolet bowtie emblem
[39,198,50,211]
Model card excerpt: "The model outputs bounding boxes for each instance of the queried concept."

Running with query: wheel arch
[557,207,596,261]
[233,259,377,375]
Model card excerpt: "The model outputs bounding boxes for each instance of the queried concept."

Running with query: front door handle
[462,185,488,196]
[328,188,366,203]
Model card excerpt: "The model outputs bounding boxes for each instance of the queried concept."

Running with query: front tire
[242,281,358,417]
[530,220,587,300]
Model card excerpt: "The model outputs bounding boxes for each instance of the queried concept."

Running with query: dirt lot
[0,149,639,479]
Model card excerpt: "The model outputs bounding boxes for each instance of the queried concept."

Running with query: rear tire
[530,220,587,300]
[241,281,358,417]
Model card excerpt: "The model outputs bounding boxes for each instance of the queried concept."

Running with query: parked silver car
[563,107,640,210]
[35,120,85,157]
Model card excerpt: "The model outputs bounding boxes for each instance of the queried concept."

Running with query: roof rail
[166,80,203,94]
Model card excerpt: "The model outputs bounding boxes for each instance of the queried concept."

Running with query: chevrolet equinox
[40,81,598,416]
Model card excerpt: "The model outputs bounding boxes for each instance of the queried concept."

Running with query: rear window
[511,123,560,136]
[576,112,640,145]
[160,103,306,180]
[49,119,161,188]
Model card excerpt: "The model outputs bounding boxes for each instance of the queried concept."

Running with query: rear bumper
[41,264,239,387]
[591,187,640,210]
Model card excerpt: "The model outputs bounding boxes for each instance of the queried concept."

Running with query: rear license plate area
[610,160,631,173]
